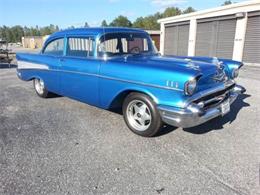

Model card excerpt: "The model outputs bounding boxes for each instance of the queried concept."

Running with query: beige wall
[22,36,47,49]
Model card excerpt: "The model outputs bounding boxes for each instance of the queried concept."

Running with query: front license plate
[221,99,230,116]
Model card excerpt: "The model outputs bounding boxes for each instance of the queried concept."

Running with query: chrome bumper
[158,85,245,128]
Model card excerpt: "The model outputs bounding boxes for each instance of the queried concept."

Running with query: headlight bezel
[184,78,197,96]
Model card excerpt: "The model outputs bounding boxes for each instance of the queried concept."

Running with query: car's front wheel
[123,92,163,137]
[33,78,50,98]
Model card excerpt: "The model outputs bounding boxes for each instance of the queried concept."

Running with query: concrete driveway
[0,64,259,194]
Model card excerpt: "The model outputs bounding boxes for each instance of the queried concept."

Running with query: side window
[99,38,127,54]
[43,38,64,56]
[67,37,94,57]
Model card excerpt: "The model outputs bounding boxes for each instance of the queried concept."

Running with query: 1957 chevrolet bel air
[16,27,245,137]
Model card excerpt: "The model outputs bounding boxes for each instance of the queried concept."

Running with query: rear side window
[67,37,94,57]
[43,38,64,56]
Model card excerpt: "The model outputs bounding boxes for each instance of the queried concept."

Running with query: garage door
[195,15,237,59]
[164,22,190,56]
[243,11,260,64]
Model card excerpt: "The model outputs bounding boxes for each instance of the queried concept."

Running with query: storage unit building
[243,11,260,63]
[146,30,161,51]
[195,15,237,59]
[164,22,190,56]
[158,0,260,65]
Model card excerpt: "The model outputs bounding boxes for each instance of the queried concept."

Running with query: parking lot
[0,64,259,194]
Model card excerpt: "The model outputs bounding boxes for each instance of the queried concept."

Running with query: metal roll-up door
[196,15,236,58]
[164,22,189,56]
[195,21,216,57]
[243,11,260,64]
[216,19,236,58]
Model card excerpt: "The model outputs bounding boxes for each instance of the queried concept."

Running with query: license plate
[221,99,230,116]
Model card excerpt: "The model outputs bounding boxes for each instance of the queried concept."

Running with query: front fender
[219,58,243,79]
[99,76,187,110]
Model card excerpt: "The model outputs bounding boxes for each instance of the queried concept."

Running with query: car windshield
[98,32,158,57]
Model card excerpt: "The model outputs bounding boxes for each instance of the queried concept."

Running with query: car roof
[51,27,147,38]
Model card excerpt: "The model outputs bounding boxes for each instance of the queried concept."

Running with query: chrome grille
[193,83,235,109]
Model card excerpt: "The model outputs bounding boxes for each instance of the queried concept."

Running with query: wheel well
[109,90,153,111]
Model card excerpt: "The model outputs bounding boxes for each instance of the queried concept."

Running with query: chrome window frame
[41,37,65,57]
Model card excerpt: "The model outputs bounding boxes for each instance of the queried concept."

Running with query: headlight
[232,68,239,78]
[185,79,197,96]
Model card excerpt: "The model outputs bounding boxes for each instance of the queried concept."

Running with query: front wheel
[122,92,163,137]
[33,78,50,98]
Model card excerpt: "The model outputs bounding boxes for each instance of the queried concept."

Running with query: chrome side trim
[99,75,184,92]
[17,68,184,92]
[17,60,49,70]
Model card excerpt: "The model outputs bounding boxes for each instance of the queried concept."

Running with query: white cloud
[150,0,186,8]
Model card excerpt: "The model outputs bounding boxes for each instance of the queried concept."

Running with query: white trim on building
[145,30,160,35]
[158,0,260,63]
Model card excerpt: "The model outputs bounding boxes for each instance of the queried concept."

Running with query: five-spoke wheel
[126,100,152,131]
[123,92,163,137]
[33,78,50,98]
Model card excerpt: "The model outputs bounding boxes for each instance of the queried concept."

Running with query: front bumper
[158,85,245,128]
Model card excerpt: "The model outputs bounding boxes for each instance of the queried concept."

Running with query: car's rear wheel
[123,92,163,137]
[33,78,50,98]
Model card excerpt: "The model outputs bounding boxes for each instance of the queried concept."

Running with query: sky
[0,0,246,28]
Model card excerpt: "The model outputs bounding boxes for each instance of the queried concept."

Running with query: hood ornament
[184,58,200,71]
[212,57,224,69]
[212,67,228,82]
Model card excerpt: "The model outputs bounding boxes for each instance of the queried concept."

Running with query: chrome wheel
[35,78,45,95]
[126,100,152,131]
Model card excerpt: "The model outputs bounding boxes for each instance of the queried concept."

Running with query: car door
[40,37,64,94]
[59,36,100,106]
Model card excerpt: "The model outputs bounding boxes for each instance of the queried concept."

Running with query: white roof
[158,0,260,24]
[145,30,160,35]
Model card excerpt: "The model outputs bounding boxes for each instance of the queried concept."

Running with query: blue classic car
[16,27,245,137]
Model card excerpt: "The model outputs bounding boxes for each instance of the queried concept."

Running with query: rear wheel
[33,78,50,98]
[123,92,163,137]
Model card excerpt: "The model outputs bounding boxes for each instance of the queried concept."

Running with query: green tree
[162,7,182,18]
[84,22,89,27]
[109,15,132,27]
[222,0,232,6]
[55,25,59,32]
[183,7,196,14]
[0,26,8,41]
[101,20,108,27]
[6,28,14,42]
[133,12,162,30]
[0,24,60,43]
[132,6,195,30]
[11,25,24,42]
[67,26,75,29]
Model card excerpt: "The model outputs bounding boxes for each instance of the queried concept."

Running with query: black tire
[122,92,163,137]
[33,78,50,98]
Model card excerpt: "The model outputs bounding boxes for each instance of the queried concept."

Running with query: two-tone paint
[16,27,245,128]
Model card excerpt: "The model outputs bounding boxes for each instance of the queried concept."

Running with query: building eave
[158,0,260,24]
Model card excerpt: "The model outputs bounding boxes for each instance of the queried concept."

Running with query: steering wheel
[130,47,141,54]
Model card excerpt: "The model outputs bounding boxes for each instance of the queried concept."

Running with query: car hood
[110,54,227,92]
[112,54,219,74]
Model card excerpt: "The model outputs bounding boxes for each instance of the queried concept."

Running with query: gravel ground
[0,65,259,195]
